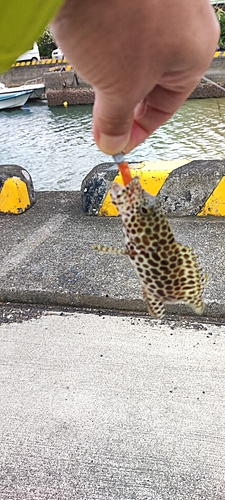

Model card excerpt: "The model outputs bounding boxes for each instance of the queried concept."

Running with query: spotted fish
[94,176,206,318]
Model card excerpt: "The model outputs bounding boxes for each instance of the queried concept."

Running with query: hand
[51,0,219,154]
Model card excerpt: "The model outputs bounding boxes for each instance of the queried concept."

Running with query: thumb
[93,89,134,155]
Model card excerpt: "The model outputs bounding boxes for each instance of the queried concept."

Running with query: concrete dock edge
[0,189,224,318]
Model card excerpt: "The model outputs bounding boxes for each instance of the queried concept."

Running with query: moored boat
[0,89,33,110]
[0,82,45,103]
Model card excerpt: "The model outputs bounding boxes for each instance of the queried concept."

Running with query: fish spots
[153,223,160,233]
[151,268,161,276]
[109,176,205,318]
[148,259,159,268]
[155,280,164,289]
[151,252,161,262]
[159,238,167,246]
[159,266,170,274]
[142,235,150,246]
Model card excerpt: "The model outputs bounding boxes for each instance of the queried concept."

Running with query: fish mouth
[110,176,142,202]
[110,181,125,200]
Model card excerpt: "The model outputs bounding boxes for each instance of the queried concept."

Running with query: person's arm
[51,0,219,154]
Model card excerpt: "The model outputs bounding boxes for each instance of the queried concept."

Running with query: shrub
[37,26,57,58]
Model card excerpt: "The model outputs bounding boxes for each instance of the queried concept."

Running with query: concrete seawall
[1,54,225,104]
[81,160,225,216]
[0,60,69,86]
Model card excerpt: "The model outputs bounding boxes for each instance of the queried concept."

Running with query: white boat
[25,82,45,100]
[0,88,33,110]
[0,82,45,102]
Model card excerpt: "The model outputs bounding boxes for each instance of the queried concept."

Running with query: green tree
[213,4,225,48]
[37,26,57,58]
[218,13,225,48]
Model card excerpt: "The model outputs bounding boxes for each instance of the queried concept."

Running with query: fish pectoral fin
[142,286,165,319]
[92,244,128,255]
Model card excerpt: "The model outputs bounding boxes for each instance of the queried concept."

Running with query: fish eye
[139,205,149,216]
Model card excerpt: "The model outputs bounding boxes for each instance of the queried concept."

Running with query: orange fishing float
[118,161,132,186]
[113,153,132,186]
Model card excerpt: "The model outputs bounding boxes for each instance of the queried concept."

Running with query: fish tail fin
[187,300,205,315]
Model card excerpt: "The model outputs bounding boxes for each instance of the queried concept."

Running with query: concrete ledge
[0,288,224,319]
[0,191,224,318]
[81,160,225,216]
[0,62,73,87]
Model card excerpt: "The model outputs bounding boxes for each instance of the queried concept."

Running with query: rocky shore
[46,87,95,105]
[46,79,225,106]
[190,80,225,99]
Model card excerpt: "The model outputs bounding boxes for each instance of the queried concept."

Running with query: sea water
[1,98,225,191]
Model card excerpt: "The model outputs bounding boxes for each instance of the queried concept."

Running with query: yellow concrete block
[0,177,30,214]
[99,160,191,216]
[198,176,225,216]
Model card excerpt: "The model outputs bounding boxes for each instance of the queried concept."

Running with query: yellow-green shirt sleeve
[0,0,64,73]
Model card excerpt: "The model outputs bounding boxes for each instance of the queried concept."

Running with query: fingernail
[98,133,129,155]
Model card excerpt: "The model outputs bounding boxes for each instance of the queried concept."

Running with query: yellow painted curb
[11,52,222,68]
[99,160,191,216]
[11,58,68,68]
[0,177,30,214]
[98,160,225,217]
[198,176,225,216]
[0,166,36,214]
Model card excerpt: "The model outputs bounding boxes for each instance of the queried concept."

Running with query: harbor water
[1,98,225,191]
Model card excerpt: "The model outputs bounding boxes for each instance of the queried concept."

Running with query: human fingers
[93,89,137,155]
[123,83,195,153]
[93,81,196,155]
[52,0,219,155]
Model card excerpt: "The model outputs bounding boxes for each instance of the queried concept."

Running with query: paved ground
[0,191,224,318]
[0,310,225,500]
[0,191,225,498]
